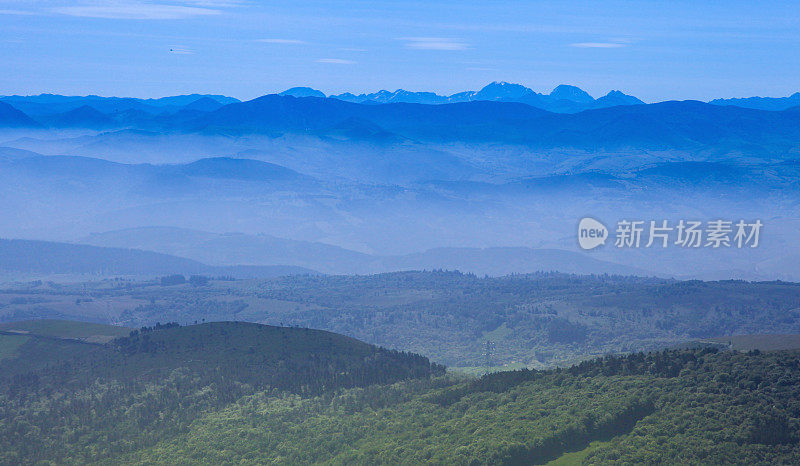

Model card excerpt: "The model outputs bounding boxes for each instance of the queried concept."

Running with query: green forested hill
[126,348,800,465]
[0,321,442,464]
[3,321,800,465]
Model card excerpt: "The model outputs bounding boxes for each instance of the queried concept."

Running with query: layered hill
[0,239,316,278]
[171,96,800,152]
[1,89,799,282]
[77,227,652,276]
[0,148,797,280]
[0,101,39,127]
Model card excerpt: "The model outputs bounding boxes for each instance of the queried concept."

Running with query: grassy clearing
[701,334,800,351]
[449,361,529,376]
[545,440,612,466]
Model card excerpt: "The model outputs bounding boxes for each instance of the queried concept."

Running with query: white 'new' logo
[578,217,608,250]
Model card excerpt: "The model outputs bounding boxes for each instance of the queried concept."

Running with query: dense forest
[0,321,441,464]
[2,321,800,465]
[2,272,799,368]
[124,348,800,465]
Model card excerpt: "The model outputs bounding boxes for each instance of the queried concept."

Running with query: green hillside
[2,318,800,464]
[0,320,442,464]
[126,348,800,465]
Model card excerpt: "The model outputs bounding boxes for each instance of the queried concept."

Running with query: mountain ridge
[7,85,800,118]
[328,81,643,112]
[710,92,800,111]
[0,94,240,117]
[8,93,798,153]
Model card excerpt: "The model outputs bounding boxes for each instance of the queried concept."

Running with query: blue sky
[1,0,799,102]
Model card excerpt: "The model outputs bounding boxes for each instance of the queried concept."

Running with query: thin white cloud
[401,37,468,51]
[52,3,222,20]
[570,42,626,48]
[609,37,635,44]
[0,9,36,15]
[181,0,245,6]
[316,58,355,64]
[257,38,307,44]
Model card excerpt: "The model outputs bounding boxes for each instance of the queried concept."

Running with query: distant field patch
[703,334,800,351]
[0,319,130,342]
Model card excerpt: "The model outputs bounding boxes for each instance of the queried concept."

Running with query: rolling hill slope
[0,101,39,127]
[77,226,653,276]
[0,239,316,278]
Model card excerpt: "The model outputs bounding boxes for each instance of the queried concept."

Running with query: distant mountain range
[710,92,800,111]
[0,93,239,117]
[3,91,800,154]
[3,83,799,123]
[285,82,800,112]
[289,82,645,113]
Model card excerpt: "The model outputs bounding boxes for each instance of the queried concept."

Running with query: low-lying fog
[1,124,797,281]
